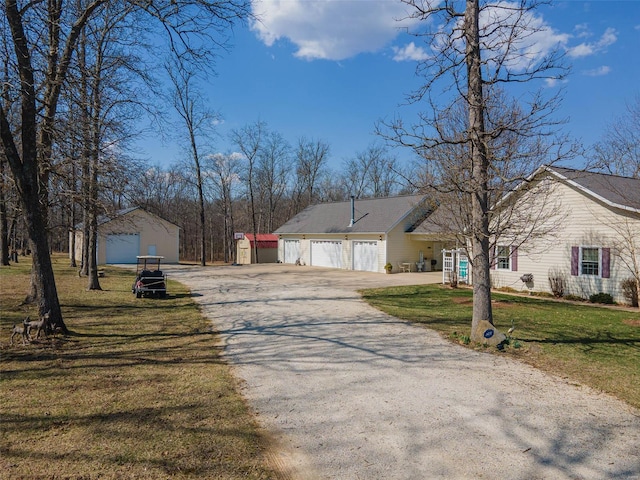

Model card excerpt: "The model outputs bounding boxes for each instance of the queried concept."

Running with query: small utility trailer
[132,255,167,298]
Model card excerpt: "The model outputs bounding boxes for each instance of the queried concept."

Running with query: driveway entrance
[163,264,639,479]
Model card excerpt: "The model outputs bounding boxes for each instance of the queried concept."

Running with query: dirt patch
[451,297,472,305]
[492,300,518,308]
[623,318,640,327]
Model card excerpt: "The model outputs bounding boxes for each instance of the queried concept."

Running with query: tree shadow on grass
[1,403,274,478]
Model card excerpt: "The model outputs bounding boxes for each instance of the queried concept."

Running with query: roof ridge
[550,165,640,182]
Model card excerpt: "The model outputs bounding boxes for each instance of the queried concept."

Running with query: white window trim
[496,245,512,271]
[579,246,602,278]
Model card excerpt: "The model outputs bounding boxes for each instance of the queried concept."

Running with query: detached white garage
[311,240,343,268]
[70,207,180,264]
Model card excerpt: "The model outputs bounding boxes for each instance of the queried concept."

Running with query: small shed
[70,207,180,264]
[236,233,278,264]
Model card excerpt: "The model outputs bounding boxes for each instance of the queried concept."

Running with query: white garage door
[353,241,378,272]
[283,240,301,264]
[106,233,140,264]
[311,241,342,269]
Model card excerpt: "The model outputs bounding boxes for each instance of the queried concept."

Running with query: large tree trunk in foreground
[465,0,493,340]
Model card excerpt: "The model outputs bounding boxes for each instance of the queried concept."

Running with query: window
[496,246,511,270]
[581,247,599,276]
[492,245,518,272]
[571,246,610,278]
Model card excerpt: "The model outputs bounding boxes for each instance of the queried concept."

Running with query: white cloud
[574,23,591,39]
[250,0,418,61]
[568,27,617,58]
[584,65,611,76]
[568,43,595,58]
[392,42,429,62]
[477,2,570,73]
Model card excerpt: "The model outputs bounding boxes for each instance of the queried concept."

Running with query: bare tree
[291,137,330,213]
[588,99,640,305]
[342,143,401,198]
[231,121,266,263]
[0,0,250,330]
[591,95,640,178]
[207,152,242,263]
[380,0,574,340]
[166,61,217,266]
[257,130,291,233]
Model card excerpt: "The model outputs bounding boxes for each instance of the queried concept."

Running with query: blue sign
[483,329,494,339]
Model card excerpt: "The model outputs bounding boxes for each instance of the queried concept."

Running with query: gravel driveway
[163,264,639,479]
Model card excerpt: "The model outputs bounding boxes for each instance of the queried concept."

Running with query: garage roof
[274,195,430,234]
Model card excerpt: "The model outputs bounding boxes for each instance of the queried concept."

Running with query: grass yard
[361,284,640,409]
[0,255,282,479]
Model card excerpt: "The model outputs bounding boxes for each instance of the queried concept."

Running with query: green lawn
[361,284,640,409]
[0,255,282,479]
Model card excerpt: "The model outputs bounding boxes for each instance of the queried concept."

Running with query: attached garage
[353,241,378,272]
[311,240,343,268]
[106,234,140,264]
[274,195,432,274]
[283,239,301,264]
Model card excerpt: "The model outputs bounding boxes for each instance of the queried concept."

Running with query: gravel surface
[163,264,640,480]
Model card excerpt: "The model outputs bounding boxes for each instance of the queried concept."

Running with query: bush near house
[589,292,615,304]
[621,278,639,307]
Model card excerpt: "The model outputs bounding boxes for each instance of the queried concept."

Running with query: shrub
[548,268,567,297]
[589,292,615,305]
[620,278,639,307]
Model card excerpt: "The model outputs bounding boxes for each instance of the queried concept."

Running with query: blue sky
[138,1,640,172]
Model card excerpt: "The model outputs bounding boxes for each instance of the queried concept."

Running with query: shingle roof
[75,207,179,230]
[274,195,430,235]
[547,166,640,212]
[412,202,463,236]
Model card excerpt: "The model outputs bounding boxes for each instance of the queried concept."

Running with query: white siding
[385,223,424,272]
[490,177,640,304]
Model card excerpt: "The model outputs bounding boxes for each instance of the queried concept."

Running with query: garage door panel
[353,241,378,272]
[311,241,342,269]
[106,234,139,264]
[284,240,300,264]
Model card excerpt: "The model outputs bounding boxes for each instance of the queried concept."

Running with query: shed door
[311,241,342,268]
[353,241,378,272]
[283,240,301,264]
[106,233,140,264]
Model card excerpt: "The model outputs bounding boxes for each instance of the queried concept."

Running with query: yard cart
[132,255,167,298]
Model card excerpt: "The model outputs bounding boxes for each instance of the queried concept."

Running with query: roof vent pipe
[348,195,355,227]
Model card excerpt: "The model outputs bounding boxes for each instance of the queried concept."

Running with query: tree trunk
[0,157,9,266]
[23,197,67,332]
[465,0,494,339]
